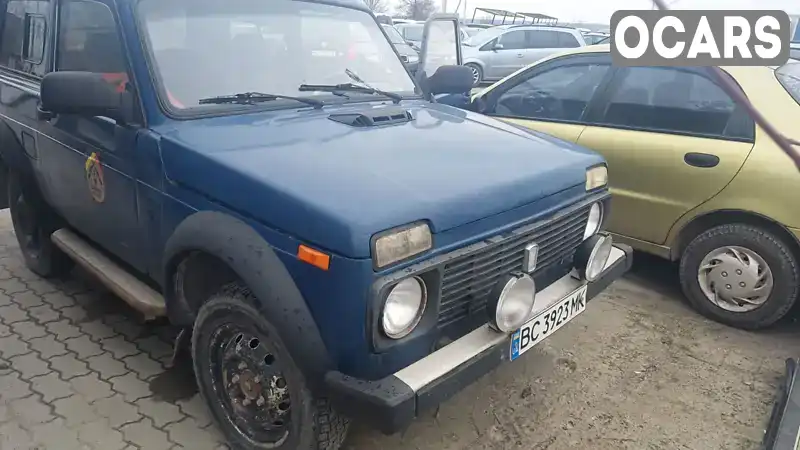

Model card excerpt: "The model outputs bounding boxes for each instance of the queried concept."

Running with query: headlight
[575,234,613,282]
[488,273,536,333]
[586,165,608,191]
[382,277,427,339]
[583,202,603,240]
[373,223,432,268]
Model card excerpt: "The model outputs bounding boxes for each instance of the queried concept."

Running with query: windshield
[399,24,424,41]
[137,0,416,110]
[464,27,483,37]
[777,62,800,106]
[464,26,505,46]
[382,25,405,45]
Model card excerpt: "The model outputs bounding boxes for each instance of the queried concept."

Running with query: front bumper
[763,358,800,449]
[325,243,633,434]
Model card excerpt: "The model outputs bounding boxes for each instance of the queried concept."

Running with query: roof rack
[469,7,526,25]
[515,12,558,25]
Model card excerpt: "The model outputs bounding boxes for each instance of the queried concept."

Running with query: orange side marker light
[298,245,330,271]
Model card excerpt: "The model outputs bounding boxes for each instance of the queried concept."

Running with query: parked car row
[440,45,800,331]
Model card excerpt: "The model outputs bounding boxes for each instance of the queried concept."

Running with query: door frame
[478,52,620,127]
[581,64,756,144]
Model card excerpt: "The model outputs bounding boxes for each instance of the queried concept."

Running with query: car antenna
[649,0,800,169]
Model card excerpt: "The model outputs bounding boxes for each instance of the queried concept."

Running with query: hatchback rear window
[776,62,800,106]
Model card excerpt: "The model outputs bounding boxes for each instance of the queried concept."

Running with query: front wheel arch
[163,211,332,389]
[671,209,800,263]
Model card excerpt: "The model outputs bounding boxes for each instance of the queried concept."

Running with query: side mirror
[416,13,462,99]
[40,71,134,124]
[426,65,474,95]
[493,43,505,51]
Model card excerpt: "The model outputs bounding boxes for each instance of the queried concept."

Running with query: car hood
[158,101,603,258]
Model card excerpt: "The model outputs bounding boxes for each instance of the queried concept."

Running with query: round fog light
[576,234,613,282]
[382,277,427,339]
[488,274,536,333]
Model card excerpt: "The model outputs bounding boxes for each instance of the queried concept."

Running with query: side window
[493,62,610,122]
[527,30,559,49]
[57,0,129,91]
[557,32,581,48]
[497,30,526,50]
[0,0,50,77]
[599,67,753,139]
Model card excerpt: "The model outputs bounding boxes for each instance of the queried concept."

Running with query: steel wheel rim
[697,245,774,312]
[208,322,292,447]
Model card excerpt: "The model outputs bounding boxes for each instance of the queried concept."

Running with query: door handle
[684,152,720,168]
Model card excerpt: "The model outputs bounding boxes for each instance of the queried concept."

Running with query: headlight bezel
[583,202,603,241]
[586,164,608,191]
[371,221,433,270]
[381,276,428,339]
[369,269,441,352]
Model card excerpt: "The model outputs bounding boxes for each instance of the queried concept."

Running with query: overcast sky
[427,0,800,23]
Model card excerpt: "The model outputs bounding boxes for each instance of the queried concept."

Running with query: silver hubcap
[697,246,774,312]
[469,66,480,84]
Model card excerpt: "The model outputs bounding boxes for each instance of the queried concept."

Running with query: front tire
[679,224,800,330]
[192,284,349,450]
[8,171,73,277]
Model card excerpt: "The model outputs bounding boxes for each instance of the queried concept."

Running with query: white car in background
[461,24,587,86]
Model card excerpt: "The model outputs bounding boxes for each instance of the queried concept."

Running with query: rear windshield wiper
[299,69,403,103]
[198,92,324,109]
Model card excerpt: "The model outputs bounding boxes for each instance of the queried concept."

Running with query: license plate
[510,285,588,361]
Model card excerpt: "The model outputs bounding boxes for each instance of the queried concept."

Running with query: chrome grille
[437,205,591,329]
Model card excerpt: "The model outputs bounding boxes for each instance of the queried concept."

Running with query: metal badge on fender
[523,243,539,273]
[85,152,105,203]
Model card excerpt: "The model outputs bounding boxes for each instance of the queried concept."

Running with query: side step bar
[763,358,800,450]
[51,229,166,320]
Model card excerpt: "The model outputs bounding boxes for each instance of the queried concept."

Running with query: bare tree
[396,0,437,20]
[362,0,388,13]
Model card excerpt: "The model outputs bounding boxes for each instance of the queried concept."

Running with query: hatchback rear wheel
[679,224,800,330]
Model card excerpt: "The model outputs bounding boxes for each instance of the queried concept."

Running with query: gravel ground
[345,253,800,450]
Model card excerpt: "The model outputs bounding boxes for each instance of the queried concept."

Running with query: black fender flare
[163,211,332,385]
[0,119,35,209]
[0,119,33,174]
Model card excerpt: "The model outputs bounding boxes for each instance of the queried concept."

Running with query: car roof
[545,44,777,78]
[496,24,580,32]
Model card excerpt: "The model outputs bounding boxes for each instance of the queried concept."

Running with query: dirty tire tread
[314,398,349,450]
[192,282,349,450]
[679,223,799,330]
[8,171,72,278]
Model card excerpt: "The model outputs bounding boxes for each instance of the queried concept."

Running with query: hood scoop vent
[328,107,413,128]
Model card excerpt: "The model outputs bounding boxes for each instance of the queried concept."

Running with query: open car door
[415,14,463,99]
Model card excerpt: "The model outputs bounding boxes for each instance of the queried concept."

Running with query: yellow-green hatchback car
[464,45,800,330]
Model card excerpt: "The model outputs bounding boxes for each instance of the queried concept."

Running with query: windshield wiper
[298,69,403,104]
[198,92,324,109]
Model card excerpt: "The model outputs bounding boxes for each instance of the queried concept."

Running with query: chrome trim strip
[394,245,625,392]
